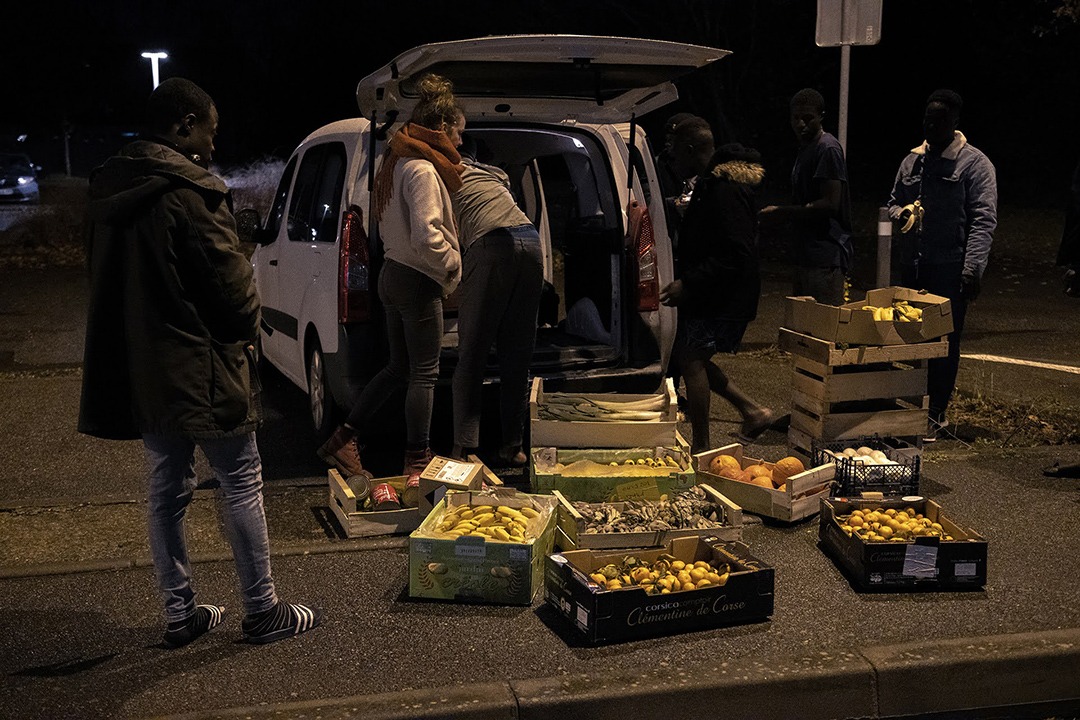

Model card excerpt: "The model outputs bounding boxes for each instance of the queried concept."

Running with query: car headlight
[17,177,33,185]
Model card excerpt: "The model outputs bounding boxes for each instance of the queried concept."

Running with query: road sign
[816,0,883,47]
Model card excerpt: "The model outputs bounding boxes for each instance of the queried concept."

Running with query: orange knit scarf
[372,122,464,222]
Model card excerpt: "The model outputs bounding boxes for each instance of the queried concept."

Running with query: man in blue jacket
[888,88,997,441]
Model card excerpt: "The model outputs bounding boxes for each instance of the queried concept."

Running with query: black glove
[1065,266,1079,298]
[960,273,981,301]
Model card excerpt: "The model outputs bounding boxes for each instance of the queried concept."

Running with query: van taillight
[338,206,371,323]
[629,203,660,312]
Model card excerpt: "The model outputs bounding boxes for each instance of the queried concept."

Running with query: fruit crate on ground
[812,436,921,497]
[780,328,947,465]
[328,469,421,538]
[544,536,774,645]
[409,488,557,605]
[529,376,678,449]
[693,444,833,523]
[819,496,987,591]
[551,484,743,551]
[530,432,695,503]
[784,287,953,346]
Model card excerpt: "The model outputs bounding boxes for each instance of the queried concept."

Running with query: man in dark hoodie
[659,142,774,453]
[80,78,321,647]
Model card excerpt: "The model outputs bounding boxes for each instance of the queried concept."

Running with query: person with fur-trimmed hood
[660,142,774,453]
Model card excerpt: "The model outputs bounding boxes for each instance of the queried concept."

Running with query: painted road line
[962,353,1080,375]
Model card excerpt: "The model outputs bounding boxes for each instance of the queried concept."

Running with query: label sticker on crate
[576,603,590,629]
[455,542,488,559]
[903,544,939,578]
[509,546,529,562]
[614,478,663,501]
[954,562,977,577]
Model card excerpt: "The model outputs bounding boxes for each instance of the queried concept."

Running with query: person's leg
[805,266,846,305]
[494,231,544,461]
[452,238,506,454]
[391,263,444,466]
[704,360,773,436]
[143,434,201,623]
[198,433,276,616]
[144,433,228,647]
[680,348,713,455]
[903,262,966,422]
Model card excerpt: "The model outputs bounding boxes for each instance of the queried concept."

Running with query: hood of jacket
[87,139,229,225]
[710,159,765,188]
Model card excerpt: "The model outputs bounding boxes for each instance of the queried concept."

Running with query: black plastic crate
[812,436,920,497]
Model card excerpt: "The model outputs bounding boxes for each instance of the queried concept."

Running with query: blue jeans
[452,226,544,449]
[348,259,443,448]
[143,432,277,622]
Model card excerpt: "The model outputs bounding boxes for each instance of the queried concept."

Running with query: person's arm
[762,178,841,220]
[961,153,998,283]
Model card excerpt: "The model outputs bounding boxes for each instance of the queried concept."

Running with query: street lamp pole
[140,51,169,90]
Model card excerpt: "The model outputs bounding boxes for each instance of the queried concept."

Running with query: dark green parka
[79,139,261,441]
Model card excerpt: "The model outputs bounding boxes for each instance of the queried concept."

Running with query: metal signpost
[816,0,888,285]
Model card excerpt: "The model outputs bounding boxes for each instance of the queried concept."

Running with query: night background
[5,0,1080,208]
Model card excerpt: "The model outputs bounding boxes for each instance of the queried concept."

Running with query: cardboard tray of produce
[552,484,742,551]
[529,376,679,448]
[408,488,557,605]
[694,444,834,523]
[544,536,774,645]
[328,469,421,538]
[530,433,695,503]
[784,286,953,346]
[819,495,987,591]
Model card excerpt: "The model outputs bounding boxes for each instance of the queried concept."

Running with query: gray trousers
[452,225,544,450]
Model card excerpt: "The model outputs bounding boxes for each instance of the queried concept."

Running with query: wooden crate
[780,329,946,460]
[529,377,678,448]
[328,469,421,538]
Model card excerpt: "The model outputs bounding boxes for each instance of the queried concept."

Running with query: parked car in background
[243,35,730,439]
[0,153,41,203]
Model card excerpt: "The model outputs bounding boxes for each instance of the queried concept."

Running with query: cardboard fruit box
[530,376,679,448]
[544,536,774,645]
[328,469,421,538]
[784,286,953,346]
[694,444,834,523]
[408,488,557,605]
[530,434,696,503]
[552,484,743,552]
[819,495,987,591]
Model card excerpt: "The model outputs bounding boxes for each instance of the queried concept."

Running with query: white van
[247,35,730,438]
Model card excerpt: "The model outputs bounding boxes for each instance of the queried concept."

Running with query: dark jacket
[675,157,765,322]
[1058,156,1080,269]
[79,140,261,441]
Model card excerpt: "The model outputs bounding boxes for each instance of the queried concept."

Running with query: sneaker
[495,445,528,468]
[317,426,372,479]
[162,604,225,649]
[923,417,949,444]
[242,602,322,645]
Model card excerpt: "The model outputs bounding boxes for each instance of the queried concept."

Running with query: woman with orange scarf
[318,73,465,485]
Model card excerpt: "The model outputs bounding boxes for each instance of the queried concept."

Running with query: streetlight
[141,51,169,90]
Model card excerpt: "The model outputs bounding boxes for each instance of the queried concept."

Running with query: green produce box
[409,488,557,605]
[530,432,695,503]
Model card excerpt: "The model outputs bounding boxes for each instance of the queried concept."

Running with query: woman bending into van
[318,73,465,483]
[659,142,774,454]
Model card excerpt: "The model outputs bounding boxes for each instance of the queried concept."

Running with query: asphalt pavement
[2,208,1080,719]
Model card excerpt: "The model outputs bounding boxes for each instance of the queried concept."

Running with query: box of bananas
[544,536,774,644]
[529,377,679,449]
[530,432,695,503]
[552,484,742,551]
[785,286,953,346]
[409,488,558,605]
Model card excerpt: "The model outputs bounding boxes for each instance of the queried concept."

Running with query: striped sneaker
[162,604,225,648]
[241,602,322,645]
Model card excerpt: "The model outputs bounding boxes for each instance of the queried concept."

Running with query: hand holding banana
[889,200,924,234]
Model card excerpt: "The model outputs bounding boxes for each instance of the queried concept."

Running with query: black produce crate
[812,436,920,497]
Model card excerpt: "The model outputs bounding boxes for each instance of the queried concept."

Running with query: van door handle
[269,260,278,266]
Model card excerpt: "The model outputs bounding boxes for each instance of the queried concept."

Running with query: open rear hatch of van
[356,35,729,384]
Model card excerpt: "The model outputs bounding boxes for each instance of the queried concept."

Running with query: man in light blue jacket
[888,88,997,441]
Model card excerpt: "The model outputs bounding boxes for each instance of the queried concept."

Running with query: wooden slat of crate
[791,357,929,405]
[779,328,948,367]
[790,404,929,441]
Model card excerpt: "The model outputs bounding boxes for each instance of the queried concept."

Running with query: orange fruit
[745,464,772,479]
[751,475,774,489]
[709,454,742,476]
[772,456,806,483]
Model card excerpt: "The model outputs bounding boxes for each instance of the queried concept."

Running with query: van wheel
[307,340,335,441]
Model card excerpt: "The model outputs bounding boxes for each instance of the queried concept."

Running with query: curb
[143,628,1080,720]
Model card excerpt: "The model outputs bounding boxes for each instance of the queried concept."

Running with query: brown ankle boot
[403,447,434,483]
[317,426,373,479]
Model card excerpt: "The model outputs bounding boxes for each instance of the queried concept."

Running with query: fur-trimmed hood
[711,159,765,187]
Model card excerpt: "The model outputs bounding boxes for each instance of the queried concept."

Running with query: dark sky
[6,0,1080,205]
